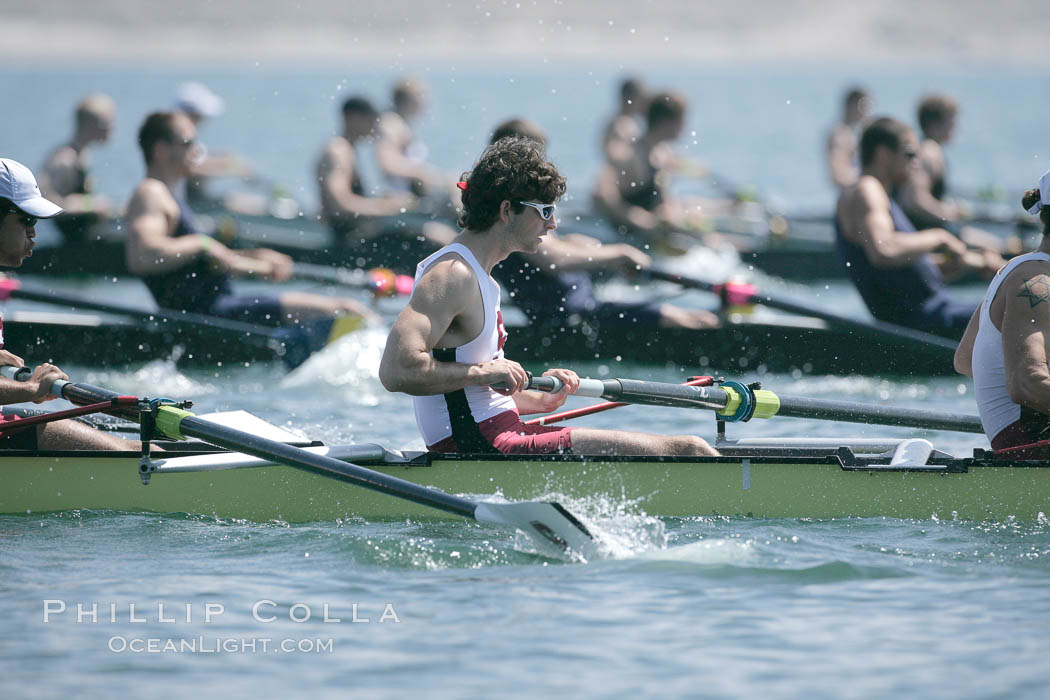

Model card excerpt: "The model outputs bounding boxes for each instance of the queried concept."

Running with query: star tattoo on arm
[1018,275,1050,308]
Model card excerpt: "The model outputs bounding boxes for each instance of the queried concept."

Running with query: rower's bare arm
[125,182,212,274]
[898,168,957,227]
[827,127,859,189]
[1001,274,1050,413]
[953,307,981,378]
[380,263,529,396]
[318,140,412,219]
[125,182,273,277]
[848,179,965,267]
[375,119,442,188]
[523,235,651,273]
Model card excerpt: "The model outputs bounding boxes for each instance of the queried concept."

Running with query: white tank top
[411,243,516,448]
[972,251,1050,441]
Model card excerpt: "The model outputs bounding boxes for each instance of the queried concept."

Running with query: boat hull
[1,311,956,375]
[3,450,1047,523]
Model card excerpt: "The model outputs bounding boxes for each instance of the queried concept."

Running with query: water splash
[82,359,217,398]
[281,326,389,405]
[470,489,669,562]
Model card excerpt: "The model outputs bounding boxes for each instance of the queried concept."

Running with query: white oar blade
[152,444,390,473]
[473,501,599,562]
[196,410,308,444]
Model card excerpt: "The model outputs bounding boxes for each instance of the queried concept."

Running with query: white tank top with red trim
[411,243,516,448]
[972,251,1050,442]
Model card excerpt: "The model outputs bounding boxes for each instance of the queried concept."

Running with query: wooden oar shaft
[526,375,983,433]
[645,269,959,351]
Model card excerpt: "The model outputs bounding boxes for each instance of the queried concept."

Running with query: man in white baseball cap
[0,158,63,268]
[174,82,225,123]
[172,81,255,210]
[0,158,152,451]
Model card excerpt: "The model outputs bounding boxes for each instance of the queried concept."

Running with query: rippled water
[4,509,1049,699]
[2,329,1041,698]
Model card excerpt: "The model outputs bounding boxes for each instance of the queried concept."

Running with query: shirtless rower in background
[898,94,962,229]
[825,86,872,190]
[126,111,373,326]
[591,91,718,247]
[38,94,117,242]
[600,77,649,165]
[834,116,1001,338]
[173,82,257,212]
[317,95,451,269]
[376,78,454,204]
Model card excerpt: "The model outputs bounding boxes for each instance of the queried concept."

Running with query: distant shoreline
[3,2,1049,67]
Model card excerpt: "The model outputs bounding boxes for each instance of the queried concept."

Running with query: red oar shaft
[525,376,713,426]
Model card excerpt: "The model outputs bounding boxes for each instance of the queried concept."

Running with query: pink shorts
[428,410,574,455]
[991,419,1050,459]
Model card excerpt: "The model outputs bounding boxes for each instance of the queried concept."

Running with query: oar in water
[644,268,959,352]
[1,366,598,561]
[0,279,359,369]
[521,373,983,434]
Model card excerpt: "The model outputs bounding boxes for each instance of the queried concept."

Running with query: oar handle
[0,365,70,397]
[527,375,728,408]
[493,372,566,394]
[0,365,141,420]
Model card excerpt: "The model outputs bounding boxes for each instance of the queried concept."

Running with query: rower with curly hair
[379,137,717,456]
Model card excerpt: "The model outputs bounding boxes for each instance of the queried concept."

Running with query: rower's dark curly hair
[457,136,566,232]
[1022,187,1050,236]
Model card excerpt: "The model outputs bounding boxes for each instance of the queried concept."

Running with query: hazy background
[1,1,1048,214]
[4,0,1050,64]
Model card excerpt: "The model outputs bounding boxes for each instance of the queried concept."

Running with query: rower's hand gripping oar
[521,374,983,434]
[1,365,598,561]
[0,365,145,422]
